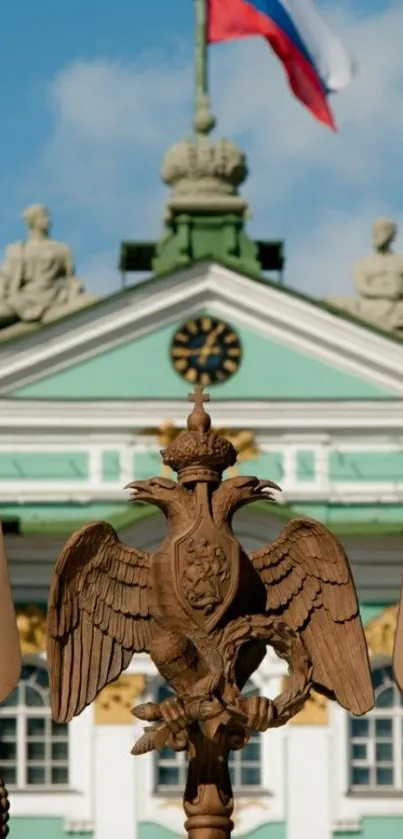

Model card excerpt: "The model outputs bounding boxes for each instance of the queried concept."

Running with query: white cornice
[0,398,402,432]
[0,261,402,394]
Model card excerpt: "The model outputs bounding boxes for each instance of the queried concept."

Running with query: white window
[155,681,262,794]
[0,660,69,789]
[348,662,403,792]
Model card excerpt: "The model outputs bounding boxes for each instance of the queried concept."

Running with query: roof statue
[47,386,374,839]
[0,524,22,838]
[0,204,97,332]
[393,578,403,692]
[326,218,403,332]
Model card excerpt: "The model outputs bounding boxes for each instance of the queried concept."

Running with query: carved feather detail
[249,518,374,716]
[47,521,152,723]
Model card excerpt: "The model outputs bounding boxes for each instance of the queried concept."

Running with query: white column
[286,728,331,839]
[94,724,136,839]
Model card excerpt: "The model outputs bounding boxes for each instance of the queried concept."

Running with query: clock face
[170,316,242,387]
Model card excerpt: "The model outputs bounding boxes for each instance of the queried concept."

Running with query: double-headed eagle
[47,388,374,738]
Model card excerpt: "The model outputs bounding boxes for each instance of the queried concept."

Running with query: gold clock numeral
[185,368,198,383]
[187,321,198,335]
[171,347,188,358]
[227,347,241,357]
[174,359,188,372]
[201,317,212,332]
[223,359,238,373]
[200,372,211,386]
[224,332,238,345]
[174,332,189,343]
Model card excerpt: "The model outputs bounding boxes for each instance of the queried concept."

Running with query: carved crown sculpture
[162,394,237,483]
[161,136,248,200]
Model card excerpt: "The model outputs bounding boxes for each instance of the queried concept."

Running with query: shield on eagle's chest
[393,584,403,691]
[172,515,240,632]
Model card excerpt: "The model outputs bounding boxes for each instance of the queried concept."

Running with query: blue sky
[0,0,402,299]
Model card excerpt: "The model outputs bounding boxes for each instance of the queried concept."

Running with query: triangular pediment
[0,261,401,398]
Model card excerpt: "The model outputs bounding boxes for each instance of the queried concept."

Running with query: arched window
[348,662,403,791]
[0,661,69,788]
[155,681,262,793]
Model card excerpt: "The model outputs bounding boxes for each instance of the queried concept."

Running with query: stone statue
[0,204,96,327]
[326,218,403,332]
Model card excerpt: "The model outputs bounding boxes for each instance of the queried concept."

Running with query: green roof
[4,499,403,539]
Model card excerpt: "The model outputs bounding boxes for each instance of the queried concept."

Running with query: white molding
[0,262,402,394]
[0,398,402,432]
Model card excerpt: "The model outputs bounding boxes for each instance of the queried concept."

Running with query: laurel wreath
[131,615,313,756]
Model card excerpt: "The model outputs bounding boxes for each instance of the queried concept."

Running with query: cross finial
[188,385,210,408]
[187,386,211,432]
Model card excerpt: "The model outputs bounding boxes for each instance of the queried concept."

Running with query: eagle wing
[249,517,374,715]
[47,521,152,723]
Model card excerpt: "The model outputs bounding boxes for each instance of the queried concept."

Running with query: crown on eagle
[161,387,237,484]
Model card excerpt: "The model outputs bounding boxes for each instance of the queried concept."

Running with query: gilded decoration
[281,676,328,725]
[16,605,47,656]
[94,674,146,724]
[365,605,398,659]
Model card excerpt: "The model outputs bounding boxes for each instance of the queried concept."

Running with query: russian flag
[207,0,355,129]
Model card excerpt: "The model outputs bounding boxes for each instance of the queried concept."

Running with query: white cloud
[28,1,403,299]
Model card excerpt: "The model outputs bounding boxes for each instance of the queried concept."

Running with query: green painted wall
[138,821,285,839]
[296,450,316,481]
[12,318,392,400]
[10,817,92,839]
[237,452,283,482]
[329,451,403,482]
[334,816,403,839]
[0,452,88,480]
[102,450,121,482]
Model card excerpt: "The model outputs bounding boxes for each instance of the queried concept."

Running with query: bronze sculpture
[393,578,403,691]
[47,387,374,839]
[0,524,22,838]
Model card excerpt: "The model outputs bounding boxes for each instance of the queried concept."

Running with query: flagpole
[194,0,216,136]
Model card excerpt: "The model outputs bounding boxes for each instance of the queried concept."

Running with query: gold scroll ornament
[16,605,47,656]
[365,605,398,659]
[94,674,146,724]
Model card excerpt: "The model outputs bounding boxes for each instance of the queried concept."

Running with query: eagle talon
[159,696,189,734]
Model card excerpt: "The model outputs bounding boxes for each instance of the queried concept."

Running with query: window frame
[331,657,403,828]
[0,657,70,790]
[0,653,93,822]
[348,663,403,794]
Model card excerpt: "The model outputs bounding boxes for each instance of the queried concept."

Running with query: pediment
[0,261,402,397]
